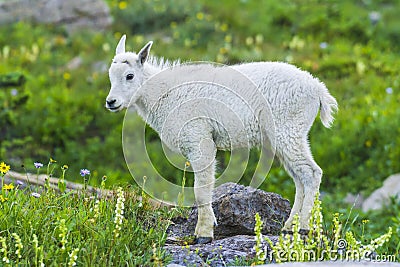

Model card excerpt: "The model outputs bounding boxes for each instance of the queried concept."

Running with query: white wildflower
[113,187,125,238]
[68,248,79,267]
[12,233,23,259]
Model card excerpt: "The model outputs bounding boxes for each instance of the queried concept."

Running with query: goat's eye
[126,74,134,80]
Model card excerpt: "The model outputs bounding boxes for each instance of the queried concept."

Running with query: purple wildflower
[31,192,41,198]
[319,42,328,49]
[386,87,393,94]
[80,169,90,177]
[369,11,381,25]
[34,162,43,169]
[16,180,24,186]
[11,89,18,96]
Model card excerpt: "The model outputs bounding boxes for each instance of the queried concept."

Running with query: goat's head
[106,35,152,112]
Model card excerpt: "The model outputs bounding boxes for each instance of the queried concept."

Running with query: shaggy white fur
[106,35,338,241]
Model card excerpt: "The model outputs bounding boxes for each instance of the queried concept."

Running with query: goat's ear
[138,41,153,65]
[116,34,126,55]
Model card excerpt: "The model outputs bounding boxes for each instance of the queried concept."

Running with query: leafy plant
[253,194,394,264]
[0,162,172,266]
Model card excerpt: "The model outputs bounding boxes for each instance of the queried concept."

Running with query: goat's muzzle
[105,98,122,112]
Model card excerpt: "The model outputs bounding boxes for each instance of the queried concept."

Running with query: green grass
[0,168,172,266]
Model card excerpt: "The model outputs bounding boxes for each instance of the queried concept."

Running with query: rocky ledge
[167,182,291,240]
[165,235,278,266]
[165,182,291,266]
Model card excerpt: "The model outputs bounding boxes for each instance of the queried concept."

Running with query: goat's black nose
[106,99,117,106]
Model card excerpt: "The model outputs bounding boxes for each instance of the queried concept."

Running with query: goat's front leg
[187,138,216,244]
[194,166,216,244]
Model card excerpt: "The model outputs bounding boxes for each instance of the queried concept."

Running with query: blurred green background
[1,0,399,204]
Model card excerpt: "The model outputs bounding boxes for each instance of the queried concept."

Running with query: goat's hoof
[194,237,213,244]
[299,229,310,235]
[281,229,293,235]
[281,229,309,235]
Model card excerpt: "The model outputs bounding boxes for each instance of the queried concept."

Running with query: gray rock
[165,245,205,267]
[343,192,364,209]
[165,183,289,266]
[91,61,109,73]
[167,182,291,239]
[164,235,278,267]
[0,0,112,33]
[362,173,400,212]
[66,57,83,70]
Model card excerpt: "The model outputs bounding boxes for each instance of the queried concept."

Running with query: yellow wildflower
[118,1,127,10]
[0,162,10,174]
[50,157,57,163]
[365,140,372,147]
[0,195,7,202]
[196,12,204,20]
[216,53,225,63]
[219,47,228,55]
[255,34,264,45]
[245,36,254,46]
[3,184,14,190]
[220,23,228,32]
[63,72,71,80]
[224,34,232,43]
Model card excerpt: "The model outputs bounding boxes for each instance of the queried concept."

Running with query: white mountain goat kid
[106,35,338,244]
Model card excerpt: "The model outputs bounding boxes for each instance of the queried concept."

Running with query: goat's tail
[319,85,338,128]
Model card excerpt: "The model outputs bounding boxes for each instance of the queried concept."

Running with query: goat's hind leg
[278,138,322,232]
[299,158,322,230]
[282,176,305,233]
